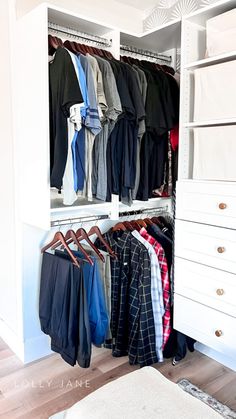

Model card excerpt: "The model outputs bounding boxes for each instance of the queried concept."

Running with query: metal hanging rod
[48,22,112,47]
[120,44,172,64]
[119,205,169,218]
[51,213,110,228]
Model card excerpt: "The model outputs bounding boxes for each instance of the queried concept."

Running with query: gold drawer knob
[219,203,227,210]
[215,330,223,337]
[217,247,225,254]
[216,288,224,296]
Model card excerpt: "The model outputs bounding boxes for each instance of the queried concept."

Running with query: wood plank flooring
[0,338,235,418]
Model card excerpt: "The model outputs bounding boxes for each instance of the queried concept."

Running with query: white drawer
[175,220,236,274]
[176,180,236,229]
[175,258,236,317]
[174,294,236,360]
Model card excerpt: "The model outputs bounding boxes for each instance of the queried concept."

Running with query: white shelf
[184,51,236,70]
[184,118,236,127]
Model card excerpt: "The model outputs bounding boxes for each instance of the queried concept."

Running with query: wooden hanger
[151,216,163,227]
[52,229,93,265]
[143,218,154,226]
[75,228,105,263]
[48,35,62,55]
[112,222,126,232]
[41,231,80,268]
[137,219,147,228]
[130,220,141,231]
[87,226,118,259]
[123,221,134,231]
[74,42,88,54]
[63,40,78,54]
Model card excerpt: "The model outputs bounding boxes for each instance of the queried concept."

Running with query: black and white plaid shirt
[96,230,158,366]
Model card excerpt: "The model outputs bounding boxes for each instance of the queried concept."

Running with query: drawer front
[174,294,236,360]
[175,258,236,317]
[175,220,236,274]
[176,180,236,230]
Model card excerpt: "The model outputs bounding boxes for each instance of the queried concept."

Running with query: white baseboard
[23,334,52,363]
[0,318,24,361]
[195,342,236,372]
[0,319,52,364]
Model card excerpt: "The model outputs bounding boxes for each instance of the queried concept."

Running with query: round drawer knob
[219,203,227,210]
[217,247,225,254]
[216,288,224,296]
[215,330,223,338]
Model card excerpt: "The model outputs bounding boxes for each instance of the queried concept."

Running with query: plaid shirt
[132,230,164,361]
[95,231,158,366]
[140,228,171,348]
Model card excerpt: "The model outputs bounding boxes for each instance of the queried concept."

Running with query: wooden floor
[0,338,235,419]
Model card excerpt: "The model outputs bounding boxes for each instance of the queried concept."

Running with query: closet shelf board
[184,51,236,69]
[184,118,236,127]
[183,0,236,23]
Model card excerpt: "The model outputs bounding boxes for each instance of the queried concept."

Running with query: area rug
[178,379,236,419]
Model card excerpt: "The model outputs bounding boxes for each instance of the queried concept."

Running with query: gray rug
[178,379,236,419]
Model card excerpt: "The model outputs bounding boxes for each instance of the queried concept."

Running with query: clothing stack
[49,46,179,206]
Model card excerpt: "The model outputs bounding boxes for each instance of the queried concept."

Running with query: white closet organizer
[5,4,179,363]
[175,0,236,371]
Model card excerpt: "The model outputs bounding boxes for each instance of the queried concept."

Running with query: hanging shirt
[65,49,90,121]
[86,54,107,121]
[92,56,122,201]
[77,55,102,198]
[95,231,158,367]
[79,54,102,135]
[49,47,83,190]
[132,230,164,361]
[62,113,81,205]
[139,227,171,348]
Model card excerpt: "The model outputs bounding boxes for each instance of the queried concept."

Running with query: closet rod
[48,22,112,47]
[119,205,169,218]
[51,214,110,228]
[120,44,172,64]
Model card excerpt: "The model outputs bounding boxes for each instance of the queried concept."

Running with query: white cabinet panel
[175,258,236,317]
[15,5,50,230]
[174,294,236,360]
[176,180,236,229]
[175,220,236,274]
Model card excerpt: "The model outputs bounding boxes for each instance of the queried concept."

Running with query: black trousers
[39,252,91,367]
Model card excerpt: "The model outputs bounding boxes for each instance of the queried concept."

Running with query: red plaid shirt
[140,228,171,348]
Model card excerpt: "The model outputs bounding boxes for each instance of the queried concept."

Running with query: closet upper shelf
[120,20,181,53]
[184,0,236,25]
[184,51,236,70]
[48,6,114,36]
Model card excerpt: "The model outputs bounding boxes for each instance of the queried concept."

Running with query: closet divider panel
[15,4,50,230]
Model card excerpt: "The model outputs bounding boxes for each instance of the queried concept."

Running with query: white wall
[16,0,144,33]
[0,1,18,337]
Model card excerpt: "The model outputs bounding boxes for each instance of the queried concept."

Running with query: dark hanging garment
[39,252,91,368]
[49,47,83,190]
[106,60,145,203]
[136,63,180,200]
